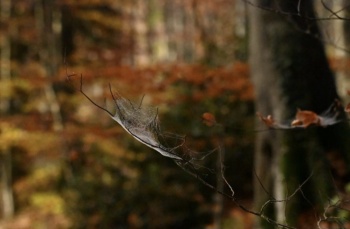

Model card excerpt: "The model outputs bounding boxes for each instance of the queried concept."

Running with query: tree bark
[249,0,350,228]
[0,0,14,219]
[148,0,169,63]
[36,0,63,132]
[131,0,150,66]
[326,1,350,102]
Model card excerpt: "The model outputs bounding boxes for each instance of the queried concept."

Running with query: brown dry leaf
[291,119,303,127]
[256,112,275,128]
[202,112,216,127]
[345,103,350,114]
[291,109,320,128]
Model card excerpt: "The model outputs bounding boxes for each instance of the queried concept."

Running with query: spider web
[110,93,186,160]
[74,75,338,228]
[74,74,216,164]
[108,93,221,185]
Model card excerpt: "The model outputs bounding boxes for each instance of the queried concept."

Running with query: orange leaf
[202,112,216,127]
[291,109,320,128]
[345,103,350,114]
[256,112,275,128]
[291,119,303,127]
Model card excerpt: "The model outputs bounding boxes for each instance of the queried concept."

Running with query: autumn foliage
[2,0,350,229]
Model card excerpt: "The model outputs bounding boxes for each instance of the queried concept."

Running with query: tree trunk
[36,0,63,132]
[148,0,169,63]
[131,0,150,66]
[249,0,350,228]
[325,1,350,102]
[0,0,14,219]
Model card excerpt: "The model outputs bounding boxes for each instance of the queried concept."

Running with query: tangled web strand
[111,95,184,160]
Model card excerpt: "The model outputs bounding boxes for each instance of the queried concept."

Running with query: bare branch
[297,0,302,16]
[78,74,114,117]
[65,71,350,229]
[245,0,350,52]
[321,0,350,20]
[244,0,350,21]
[254,167,275,200]
[218,146,234,197]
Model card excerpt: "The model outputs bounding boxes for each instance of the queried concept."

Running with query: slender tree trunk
[328,1,350,102]
[148,0,169,63]
[0,152,13,219]
[163,1,190,62]
[36,0,63,132]
[249,1,350,228]
[0,0,14,219]
[131,0,150,66]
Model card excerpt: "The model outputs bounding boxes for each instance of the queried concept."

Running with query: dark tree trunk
[249,0,350,228]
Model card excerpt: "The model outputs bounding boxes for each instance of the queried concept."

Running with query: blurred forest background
[0,0,350,229]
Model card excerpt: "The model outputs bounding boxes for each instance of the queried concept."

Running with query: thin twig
[78,74,114,116]
[219,145,235,197]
